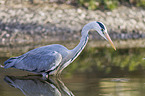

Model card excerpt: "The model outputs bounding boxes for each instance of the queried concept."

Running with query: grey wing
[14,50,62,73]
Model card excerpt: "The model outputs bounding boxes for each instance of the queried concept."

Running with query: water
[0,44,144,96]
[0,70,144,96]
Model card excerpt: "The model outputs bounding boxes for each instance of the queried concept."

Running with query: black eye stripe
[97,22,105,30]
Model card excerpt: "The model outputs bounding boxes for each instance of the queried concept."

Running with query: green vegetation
[78,0,118,10]
[64,47,145,74]
[25,0,144,10]
[3,0,145,10]
[77,0,145,10]
[136,0,145,7]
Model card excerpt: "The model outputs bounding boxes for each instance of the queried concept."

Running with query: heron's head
[92,21,116,50]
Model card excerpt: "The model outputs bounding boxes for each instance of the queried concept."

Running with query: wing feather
[13,50,62,73]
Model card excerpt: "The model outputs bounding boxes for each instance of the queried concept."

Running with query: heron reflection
[4,75,74,96]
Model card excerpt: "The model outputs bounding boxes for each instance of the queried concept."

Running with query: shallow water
[0,46,144,96]
[0,70,144,96]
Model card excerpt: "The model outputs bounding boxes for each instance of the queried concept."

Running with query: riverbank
[0,3,145,45]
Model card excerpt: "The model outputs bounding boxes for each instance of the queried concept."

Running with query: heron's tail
[4,57,17,69]
[0,64,4,68]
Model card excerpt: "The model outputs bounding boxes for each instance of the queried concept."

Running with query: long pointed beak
[104,32,116,50]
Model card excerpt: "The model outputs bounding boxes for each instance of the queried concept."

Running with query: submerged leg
[55,71,62,78]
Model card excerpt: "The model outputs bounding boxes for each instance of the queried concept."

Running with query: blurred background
[0,0,145,96]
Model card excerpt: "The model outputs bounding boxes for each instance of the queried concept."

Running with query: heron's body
[4,21,116,77]
[4,44,69,75]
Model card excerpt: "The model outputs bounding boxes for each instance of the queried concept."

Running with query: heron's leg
[49,69,58,76]
[58,73,61,78]
[55,71,61,78]
[42,73,49,79]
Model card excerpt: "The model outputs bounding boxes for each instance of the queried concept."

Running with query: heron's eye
[101,29,105,34]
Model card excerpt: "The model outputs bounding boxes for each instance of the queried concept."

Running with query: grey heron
[4,21,116,77]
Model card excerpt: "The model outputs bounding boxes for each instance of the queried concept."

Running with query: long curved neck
[71,24,92,62]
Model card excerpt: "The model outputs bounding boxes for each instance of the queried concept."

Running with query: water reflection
[65,48,145,74]
[4,75,74,96]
